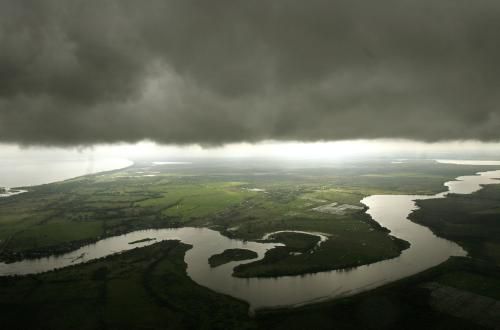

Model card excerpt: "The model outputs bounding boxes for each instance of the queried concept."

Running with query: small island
[208,249,258,268]
[128,238,156,245]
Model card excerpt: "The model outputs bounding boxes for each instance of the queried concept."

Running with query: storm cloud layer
[1,0,500,145]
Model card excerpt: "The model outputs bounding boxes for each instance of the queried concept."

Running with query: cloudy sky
[1,0,499,147]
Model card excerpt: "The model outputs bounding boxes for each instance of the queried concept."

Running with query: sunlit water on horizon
[0,158,132,188]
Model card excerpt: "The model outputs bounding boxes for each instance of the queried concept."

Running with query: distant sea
[0,158,132,188]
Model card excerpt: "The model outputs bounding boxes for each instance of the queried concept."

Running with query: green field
[1,160,499,329]
[0,160,492,271]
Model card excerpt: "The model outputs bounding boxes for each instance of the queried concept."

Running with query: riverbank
[2,238,498,330]
[410,182,500,265]
[0,222,180,264]
[1,161,499,310]
[232,231,410,278]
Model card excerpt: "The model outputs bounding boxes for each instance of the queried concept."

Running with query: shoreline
[1,163,499,311]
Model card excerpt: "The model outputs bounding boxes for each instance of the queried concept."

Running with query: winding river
[1,168,500,311]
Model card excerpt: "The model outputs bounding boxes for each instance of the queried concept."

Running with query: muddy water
[1,169,500,311]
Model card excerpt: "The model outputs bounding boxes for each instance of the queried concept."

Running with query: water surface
[1,169,500,311]
[0,158,132,188]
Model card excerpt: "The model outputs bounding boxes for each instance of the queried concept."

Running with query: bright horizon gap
[1,139,500,161]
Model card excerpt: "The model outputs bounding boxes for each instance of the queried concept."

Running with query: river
[1,167,500,312]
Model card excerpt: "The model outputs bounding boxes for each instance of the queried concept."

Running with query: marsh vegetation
[208,249,258,267]
[1,160,499,329]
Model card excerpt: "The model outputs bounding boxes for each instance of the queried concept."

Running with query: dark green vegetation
[2,238,497,329]
[435,270,500,300]
[0,240,253,330]
[0,160,492,269]
[234,228,410,278]
[234,232,320,277]
[256,257,500,330]
[406,182,500,315]
[1,160,499,329]
[128,238,156,245]
[208,249,258,268]
[0,161,481,270]
[266,231,321,250]
[411,184,500,265]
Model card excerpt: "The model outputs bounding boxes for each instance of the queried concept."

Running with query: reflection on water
[1,170,500,311]
[0,188,28,198]
[444,170,500,194]
[436,159,500,166]
[0,158,132,188]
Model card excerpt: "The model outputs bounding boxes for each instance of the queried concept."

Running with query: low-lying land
[2,238,498,329]
[234,229,409,277]
[1,160,500,329]
[256,257,500,330]
[128,238,156,245]
[411,184,500,265]
[0,240,253,330]
[208,249,258,267]
[0,160,493,272]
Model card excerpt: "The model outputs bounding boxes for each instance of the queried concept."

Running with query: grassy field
[0,160,493,270]
[1,160,499,329]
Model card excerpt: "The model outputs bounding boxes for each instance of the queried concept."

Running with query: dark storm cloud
[1,0,500,145]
